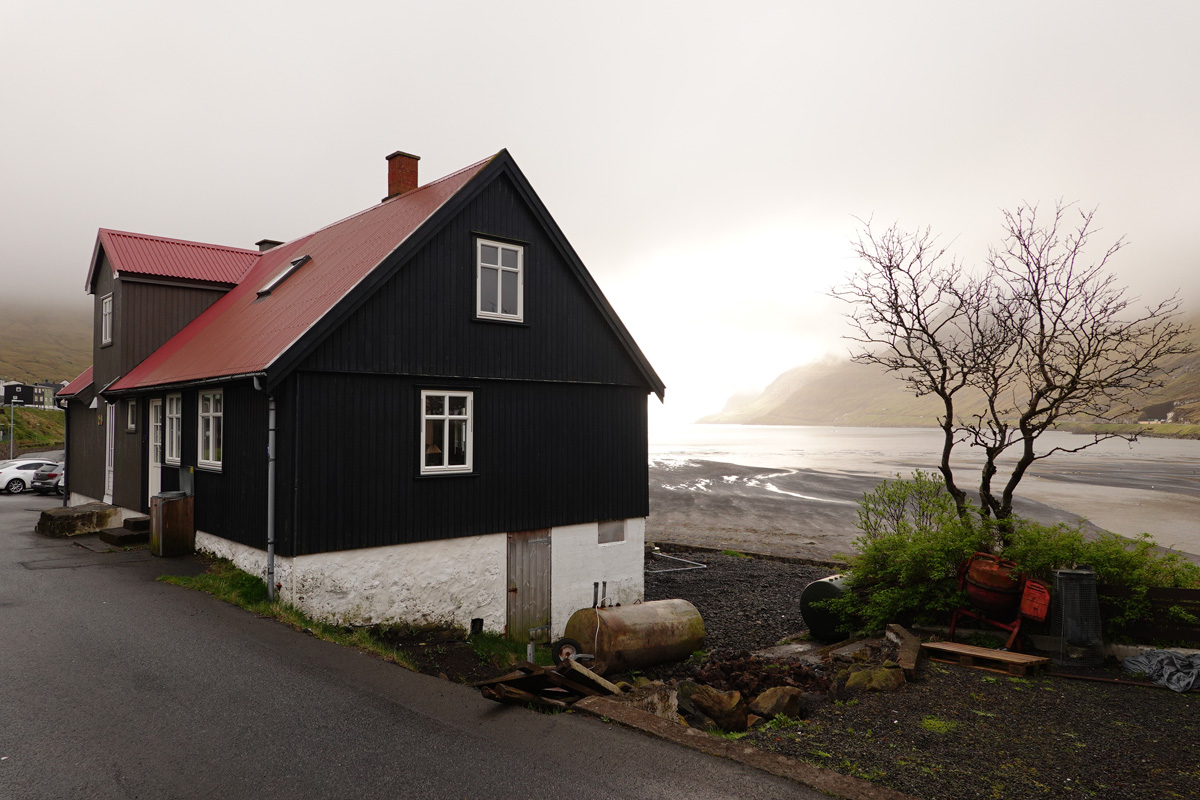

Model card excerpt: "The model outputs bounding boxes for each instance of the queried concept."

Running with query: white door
[103,402,115,504]
[148,399,163,501]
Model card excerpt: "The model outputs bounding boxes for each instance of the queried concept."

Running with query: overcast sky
[3,1,1197,425]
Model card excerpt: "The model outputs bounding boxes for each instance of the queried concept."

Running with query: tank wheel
[550,637,583,665]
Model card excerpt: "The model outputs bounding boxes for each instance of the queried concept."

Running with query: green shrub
[825,472,990,632]
[827,473,1200,638]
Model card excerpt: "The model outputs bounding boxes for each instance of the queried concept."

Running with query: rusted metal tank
[560,599,705,676]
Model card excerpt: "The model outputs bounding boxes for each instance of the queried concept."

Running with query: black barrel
[800,575,849,641]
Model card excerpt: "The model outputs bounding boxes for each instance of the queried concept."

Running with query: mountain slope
[0,301,92,383]
[703,314,1200,427]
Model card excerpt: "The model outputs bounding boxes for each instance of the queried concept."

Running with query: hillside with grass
[0,300,91,384]
[702,313,1200,432]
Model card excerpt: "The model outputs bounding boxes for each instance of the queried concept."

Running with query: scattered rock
[843,664,905,693]
[885,623,922,676]
[623,682,679,721]
[690,684,749,732]
[830,641,871,662]
[675,681,718,730]
[749,686,807,719]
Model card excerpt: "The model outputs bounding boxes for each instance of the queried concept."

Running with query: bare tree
[836,204,1193,539]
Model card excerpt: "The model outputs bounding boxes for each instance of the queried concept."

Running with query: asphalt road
[0,494,819,800]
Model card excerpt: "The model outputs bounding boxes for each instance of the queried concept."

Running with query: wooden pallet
[474,659,622,709]
[922,642,1049,676]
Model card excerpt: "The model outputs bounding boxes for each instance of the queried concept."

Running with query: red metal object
[1020,579,1051,622]
[948,553,1037,651]
[963,553,1022,617]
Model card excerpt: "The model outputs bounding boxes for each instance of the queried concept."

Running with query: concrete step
[122,515,151,533]
[98,527,149,547]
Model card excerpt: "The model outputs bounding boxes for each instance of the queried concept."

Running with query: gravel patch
[746,660,1199,799]
[643,550,1200,800]
[644,550,836,651]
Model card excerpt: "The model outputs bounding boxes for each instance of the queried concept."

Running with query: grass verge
[158,558,555,676]
[158,558,419,670]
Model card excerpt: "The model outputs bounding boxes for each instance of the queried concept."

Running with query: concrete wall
[195,518,646,636]
[550,519,645,637]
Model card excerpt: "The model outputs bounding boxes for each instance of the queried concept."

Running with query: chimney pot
[255,239,284,252]
[384,150,420,201]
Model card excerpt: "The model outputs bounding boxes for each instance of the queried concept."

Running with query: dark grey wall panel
[66,395,105,500]
[188,381,270,550]
[288,372,648,555]
[118,281,225,377]
[301,173,647,388]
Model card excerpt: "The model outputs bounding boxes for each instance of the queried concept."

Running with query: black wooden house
[59,149,664,637]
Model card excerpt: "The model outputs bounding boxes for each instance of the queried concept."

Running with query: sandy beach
[648,455,1200,563]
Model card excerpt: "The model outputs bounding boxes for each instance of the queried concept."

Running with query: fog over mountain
[701,314,1200,427]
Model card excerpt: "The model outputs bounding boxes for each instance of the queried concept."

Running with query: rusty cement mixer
[552,599,705,676]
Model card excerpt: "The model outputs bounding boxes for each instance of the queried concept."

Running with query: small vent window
[598,520,626,544]
[257,255,311,297]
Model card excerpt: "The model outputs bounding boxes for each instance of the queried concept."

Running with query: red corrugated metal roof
[87,230,261,290]
[57,366,93,398]
[110,155,494,392]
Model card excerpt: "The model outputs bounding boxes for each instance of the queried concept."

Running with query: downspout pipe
[254,377,276,601]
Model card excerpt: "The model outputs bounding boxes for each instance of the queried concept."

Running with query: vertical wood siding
[287,373,648,555]
[188,382,270,549]
[66,393,106,500]
[117,281,226,377]
[301,173,646,388]
[92,260,120,391]
[112,396,143,510]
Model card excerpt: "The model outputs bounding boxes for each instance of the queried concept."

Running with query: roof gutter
[101,371,269,398]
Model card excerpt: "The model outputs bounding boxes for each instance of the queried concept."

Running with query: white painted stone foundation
[195,518,645,637]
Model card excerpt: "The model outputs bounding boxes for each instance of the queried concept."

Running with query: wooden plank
[921,641,1048,666]
[559,658,623,695]
[542,671,600,697]
[481,683,570,710]
[472,663,543,688]
[927,657,1031,677]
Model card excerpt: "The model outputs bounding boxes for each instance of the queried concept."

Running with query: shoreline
[648,458,1200,563]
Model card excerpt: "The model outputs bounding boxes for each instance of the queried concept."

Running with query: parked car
[32,462,65,495]
[0,459,58,494]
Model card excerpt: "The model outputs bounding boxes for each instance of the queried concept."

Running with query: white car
[0,459,58,494]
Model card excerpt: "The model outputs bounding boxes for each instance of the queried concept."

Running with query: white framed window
[198,390,223,469]
[421,390,472,474]
[165,394,182,465]
[476,239,523,321]
[101,294,113,345]
[126,400,136,431]
[598,520,626,544]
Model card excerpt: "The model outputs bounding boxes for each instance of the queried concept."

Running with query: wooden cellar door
[507,529,551,643]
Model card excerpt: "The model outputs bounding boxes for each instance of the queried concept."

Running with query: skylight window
[257,255,311,297]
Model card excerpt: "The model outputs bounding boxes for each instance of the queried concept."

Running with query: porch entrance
[506,529,551,644]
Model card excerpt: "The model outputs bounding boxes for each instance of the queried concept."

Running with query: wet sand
[648,457,1200,562]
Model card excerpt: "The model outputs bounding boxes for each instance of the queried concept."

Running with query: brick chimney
[384,151,420,201]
